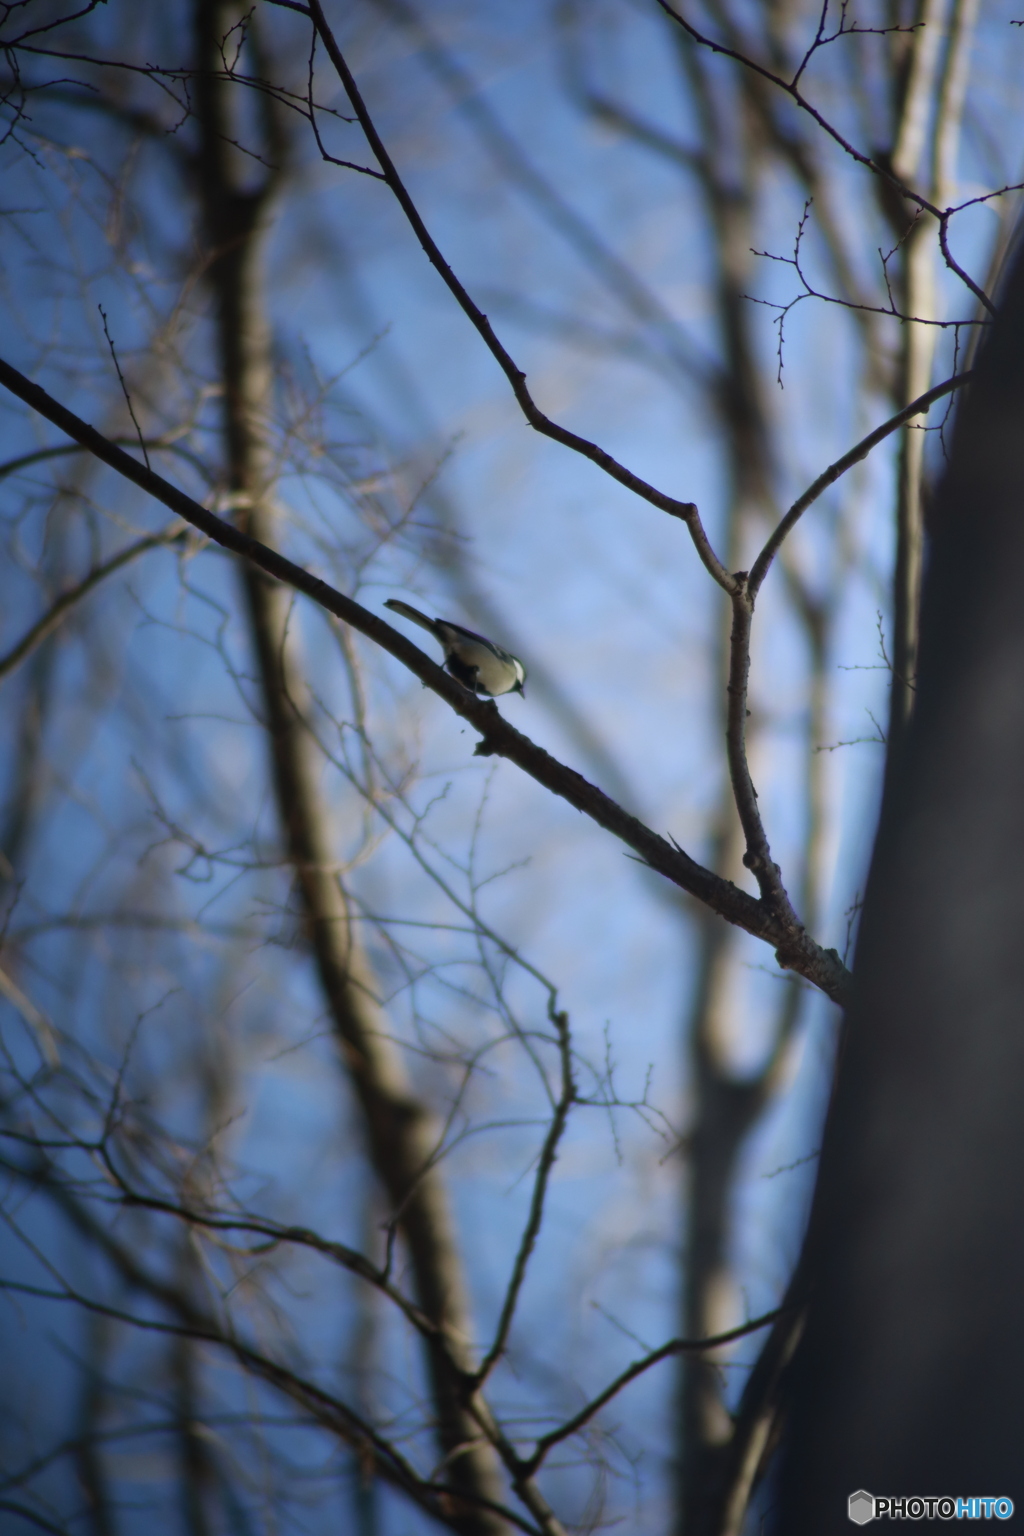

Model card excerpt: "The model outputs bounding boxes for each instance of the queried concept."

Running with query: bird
[384,599,526,697]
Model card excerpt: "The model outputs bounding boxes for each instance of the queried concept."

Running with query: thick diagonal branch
[0,348,851,1006]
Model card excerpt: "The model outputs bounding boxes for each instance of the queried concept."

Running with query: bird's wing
[436,619,505,654]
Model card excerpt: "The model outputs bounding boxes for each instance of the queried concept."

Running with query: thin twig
[1,1155,545,1536]
[0,437,183,484]
[664,504,737,592]
[938,214,994,315]
[274,0,707,531]
[724,578,795,920]
[0,1275,541,1536]
[91,1170,456,1355]
[749,370,973,597]
[522,1305,787,1474]
[655,2,941,217]
[0,964,58,1067]
[655,1,1000,315]
[472,1009,576,1388]
[98,305,150,470]
[0,525,185,682]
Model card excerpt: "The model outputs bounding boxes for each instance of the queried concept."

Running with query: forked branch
[0,524,186,682]
[522,1305,788,1477]
[749,370,974,598]
[0,353,852,1004]
[268,0,714,536]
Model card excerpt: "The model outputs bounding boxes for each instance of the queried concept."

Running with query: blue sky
[1,1,1021,1530]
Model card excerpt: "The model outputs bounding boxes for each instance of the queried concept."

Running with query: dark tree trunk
[773,232,1024,1528]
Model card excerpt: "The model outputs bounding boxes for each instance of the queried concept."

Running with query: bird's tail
[384,598,437,635]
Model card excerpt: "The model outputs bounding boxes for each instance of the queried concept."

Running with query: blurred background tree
[0,2,1015,1533]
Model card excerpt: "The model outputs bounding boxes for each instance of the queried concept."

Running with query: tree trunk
[191,6,507,1528]
[773,220,1024,1535]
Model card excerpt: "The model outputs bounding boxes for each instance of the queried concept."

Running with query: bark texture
[773,227,1024,1530]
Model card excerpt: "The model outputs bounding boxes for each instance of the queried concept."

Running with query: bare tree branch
[0,524,185,683]
[522,1305,788,1476]
[471,1007,575,1389]
[0,353,852,1002]
[269,0,712,531]
[0,1153,545,1536]
[749,369,973,598]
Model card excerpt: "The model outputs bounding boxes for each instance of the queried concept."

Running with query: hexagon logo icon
[848,1490,875,1525]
